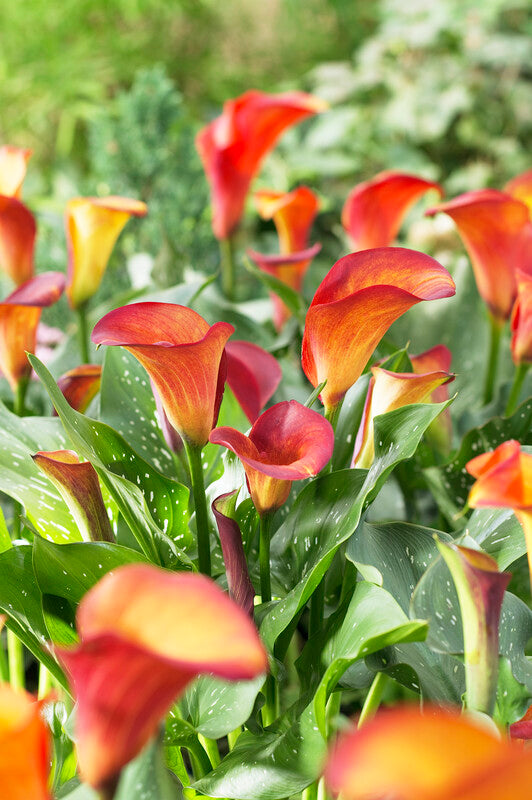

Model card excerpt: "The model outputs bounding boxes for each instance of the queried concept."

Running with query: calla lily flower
[56,364,102,413]
[437,542,510,715]
[510,704,532,740]
[195,90,327,240]
[213,491,255,616]
[426,189,532,321]
[466,440,532,586]
[209,400,334,516]
[0,685,51,800]
[65,196,148,309]
[32,450,114,543]
[342,170,443,251]
[225,340,282,423]
[301,248,456,414]
[92,302,234,448]
[0,272,65,392]
[352,364,454,468]
[411,345,454,449]
[254,186,320,254]
[510,270,532,364]
[0,146,32,199]
[0,195,36,286]
[324,706,532,800]
[505,168,532,216]
[56,564,267,791]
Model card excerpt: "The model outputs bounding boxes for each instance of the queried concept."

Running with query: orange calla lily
[0,685,50,800]
[57,564,267,791]
[254,186,320,253]
[92,302,234,447]
[510,270,532,364]
[65,196,147,309]
[505,168,532,216]
[0,272,65,391]
[426,189,532,321]
[411,345,453,449]
[352,364,454,468]
[56,364,102,413]
[342,170,442,251]
[0,146,32,199]
[210,400,334,516]
[195,90,327,240]
[0,195,36,285]
[324,706,532,800]
[466,440,532,586]
[301,248,456,414]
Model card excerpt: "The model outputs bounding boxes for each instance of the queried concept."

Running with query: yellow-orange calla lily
[0,685,51,800]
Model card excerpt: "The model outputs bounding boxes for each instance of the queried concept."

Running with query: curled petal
[254,186,320,253]
[57,565,267,789]
[510,705,532,740]
[0,146,32,198]
[225,340,282,423]
[66,196,147,309]
[510,270,532,364]
[342,170,443,250]
[92,303,234,447]
[505,168,532,216]
[195,90,327,240]
[426,190,532,320]
[213,491,255,615]
[411,345,454,448]
[0,196,36,285]
[302,248,455,411]
[0,685,50,800]
[56,364,102,413]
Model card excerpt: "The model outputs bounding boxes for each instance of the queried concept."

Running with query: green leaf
[243,257,307,324]
[465,508,526,570]
[181,674,265,739]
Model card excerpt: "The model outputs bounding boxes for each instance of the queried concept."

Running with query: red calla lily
[56,364,102,413]
[0,195,36,285]
[0,685,50,800]
[92,302,234,447]
[225,340,282,423]
[0,146,32,199]
[510,270,532,364]
[342,170,442,250]
[510,704,532,740]
[254,186,319,253]
[56,564,267,791]
[210,400,334,516]
[0,272,66,391]
[195,90,327,240]
[505,168,532,215]
[301,248,456,413]
[213,491,255,616]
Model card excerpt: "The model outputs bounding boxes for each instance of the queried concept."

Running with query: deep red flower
[225,340,282,423]
[56,364,102,413]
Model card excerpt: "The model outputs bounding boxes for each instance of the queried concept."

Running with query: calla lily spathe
[0,146,32,199]
[301,248,456,413]
[0,195,36,286]
[92,302,234,447]
[510,270,532,364]
[0,685,50,800]
[254,186,320,254]
[225,339,282,424]
[56,364,102,413]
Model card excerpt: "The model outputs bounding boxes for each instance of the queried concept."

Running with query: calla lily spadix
[65,195,147,309]
[0,195,36,286]
[195,90,327,241]
[301,247,456,415]
[0,145,32,199]
[254,186,320,254]
[342,170,443,251]
[56,564,267,792]
[225,339,282,424]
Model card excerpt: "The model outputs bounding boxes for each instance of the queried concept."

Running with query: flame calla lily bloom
[0,146,32,199]
[56,364,102,413]
[426,189,532,321]
[225,340,282,424]
[0,685,50,800]
[342,170,442,251]
[411,344,453,449]
[466,440,532,586]
[195,90,327,240]
[57,565,267,791]
[0,195,36,286]
[0,272,66,391]
[352,364,454,468]
[66,196,147,309]
[301,248,456,413]
[92,302,234,447]
[510,270,532,364]
[324,706,532,800]
[210,400,334,516]
[254,186,320,254]
[505,168,532,216]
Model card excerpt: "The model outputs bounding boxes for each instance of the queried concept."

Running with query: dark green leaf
[181,674,265,739]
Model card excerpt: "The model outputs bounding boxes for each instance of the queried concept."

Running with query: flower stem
[183,442,211,576]
[325,400,342,433]
[358,671,388,728]
[12,377,29,539]
[259,514,273,602]
[7,629,25,689]
[198,734,220,768]
[76,302,91,363]
[227,727,242,750]
[220,236,236,302]
[38,664,52,699]
[505,362,529,416]
[483,313,503,406]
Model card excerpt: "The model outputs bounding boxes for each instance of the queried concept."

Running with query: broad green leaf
[181,674,265,739]
[465,507,526,570]
[242,257,307,324]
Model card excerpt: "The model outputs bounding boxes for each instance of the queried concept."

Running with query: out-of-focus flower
[32,450,114,543]
[195,90,327,240]
[65,196,147,309]
[510,704,532,741]
[92,302,234,447]
[0,685,50,800]
[324,705,532,800]
[225,340,282,424]
[0,272,65,392]
[505,168,532,216]
[342,170,442,251]
[57,564,267,791]
[0,146,32,199]
[210,400,334,516]
[56,364,102,413]
[510,270,532,364]
[0,196,36,286]
[213,491,255,616]
[301,248,456,415]
[411,344,453,449]
[254,186,319,254]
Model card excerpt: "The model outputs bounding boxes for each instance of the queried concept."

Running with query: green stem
[38,663,52,699]
[187,737,213,780]
[183,442,211,576]
[227,727,242,750]
[7,629,25,690]
[262,674,277,728]
[220,236,236,302]
[483,313,503,406]
[358,671,388,728]
[0,630,9,681]
[505,362,529,416]
[326,690,342,735]
[11,378,29,540]
[259,514,273,602]
[197,734,220,768]
[76,302,91,363]
[302,784,318,800]
[325,400,342,433]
